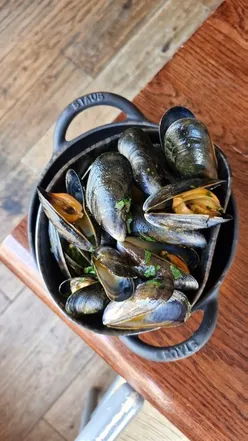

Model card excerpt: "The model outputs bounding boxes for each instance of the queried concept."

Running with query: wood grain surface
[0,0,221,242]
[0,1,247,440]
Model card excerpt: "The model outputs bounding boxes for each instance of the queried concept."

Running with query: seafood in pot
[160,106,218,179]
[118,240,198,292]
[86,152,132,242]
[66,169,99,247]
[37,104,233,334]
[144,178,232,230]
[65,283,108,316]
[38,187,95,252]
[131,205,207,248]
[93,246,136,302]
[118,128,163,195]
[123,236,200,269]
[59,275,98,297]
[103,286,191,330]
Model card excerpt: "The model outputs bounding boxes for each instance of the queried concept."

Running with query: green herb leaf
[115,198,131,212]
[89,245,96,253]
[126,213,133,234]
[144,264,161,278]
[144,250,152,264]
[170,264,182,280]
[84,266,96,275]
[206,190,212,197]
[146,279,162,287]
[218,207,224,214]
[139,234,156,242]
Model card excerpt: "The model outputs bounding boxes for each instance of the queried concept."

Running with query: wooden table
[1,1,247,440]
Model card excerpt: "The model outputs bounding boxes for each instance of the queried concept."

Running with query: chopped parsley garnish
[144,264,161,278]
[218,207,224,213]
[115,197,131,212]
[126,213,133,234]
[146,279,162,287]
[206,191,212,197]
[139,234,156,242]
[89,245,96,253]
[170,264,182,280]
[144,250,152,264]
[84,266,96,275]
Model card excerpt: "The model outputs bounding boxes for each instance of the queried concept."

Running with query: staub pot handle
[53,92,149,154]
[121,294,219,362]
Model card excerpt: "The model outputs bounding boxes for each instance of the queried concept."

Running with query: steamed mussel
[86,152,132,242]
[38,104,232,333]
[118,128,163,195]
[160,106,218,179]
[144,178,232,231]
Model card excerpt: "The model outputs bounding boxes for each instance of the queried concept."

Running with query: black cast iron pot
[29,92,238,362]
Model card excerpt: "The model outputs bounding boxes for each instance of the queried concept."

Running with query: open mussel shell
[103,285,191,330]
[86,152,132,242]
[38,187,93,252]
[48,221,72,278]
[118,240,176,291]
[131,205,207,248]
[161,111,218,179]
[124,237,200,269]
[94,246,137,278]
[144,178,232,231]
[66,169,99,247]
[59,276,98,297]
[118,128,163,195]
[93,250,135,302]
[144,178,224,212]
[118,240,198,291]
[65,283,108,316]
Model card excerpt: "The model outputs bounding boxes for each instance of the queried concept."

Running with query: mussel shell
[93,256,135,302]
[159,106,195,140]
[131,205,207,248]
[118,241,174,292]
[65,283,108,316]
[124,236,199,269]
[59,276,98,297]
[143,178,232,231]
[103,287,191,330]
[86,152,132,242]
[66,169,84,204]
[48,221,71,278]
[38,187,92,251]
[66,169,99,247]
[163,117,218,179]
[118,128,163,195]
[145,212,232,231]
[94,246,137,278]
[143,178,225,212]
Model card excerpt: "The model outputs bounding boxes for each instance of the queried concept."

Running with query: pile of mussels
[38,107,232,331]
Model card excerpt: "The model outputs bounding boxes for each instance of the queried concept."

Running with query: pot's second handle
[120,295,218,362]
[53,92,148,154]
